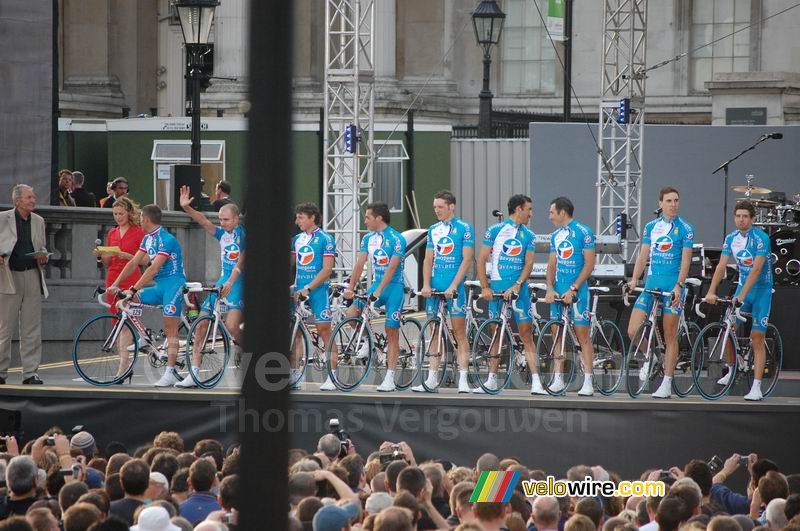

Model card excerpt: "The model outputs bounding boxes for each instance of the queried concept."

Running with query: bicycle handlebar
[696,298,745,321]
[622,284,674,307]
[414,291,458,300]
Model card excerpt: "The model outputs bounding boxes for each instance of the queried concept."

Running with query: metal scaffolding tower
[322,0,376,277]
[595,0,647,263]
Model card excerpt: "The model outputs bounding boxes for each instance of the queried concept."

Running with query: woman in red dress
[96,197,146,306]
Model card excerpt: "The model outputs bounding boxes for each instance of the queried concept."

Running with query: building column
[59,0,126,117]
[204,0,250,116]
[375,0,396,79]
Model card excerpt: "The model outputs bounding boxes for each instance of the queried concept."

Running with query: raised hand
[179,185,194,209]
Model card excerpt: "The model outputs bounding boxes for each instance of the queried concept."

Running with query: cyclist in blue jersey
[544,197,597,396]
[343,202,406,392]
[175,186,245,388]
[413,190,475,393]
[627,187,694,399]
[705,200,773,401]
[477,194,546,395]
[109,204,186,387]
[291,202,337,391]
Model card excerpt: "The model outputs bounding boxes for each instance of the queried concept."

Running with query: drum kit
[732,175,800,285]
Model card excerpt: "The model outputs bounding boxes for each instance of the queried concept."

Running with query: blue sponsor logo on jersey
[655,235,674,252]
[557,240,574,260]
[502,238,523,257]
[435,236,455,256]
[373,248,390,266]
[223,243,241,261]
[297,245,315,265]
[736,248,754,267]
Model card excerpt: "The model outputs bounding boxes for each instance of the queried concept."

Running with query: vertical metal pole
[189,45,202,166]
[478,48,493,138]
[241,0,292,528]
[723,165,729,238]
[563,0,573,122]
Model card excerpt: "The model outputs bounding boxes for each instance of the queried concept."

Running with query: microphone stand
[712,134,772,239]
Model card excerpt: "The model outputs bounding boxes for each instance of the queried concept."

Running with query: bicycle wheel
[186,316,231,389]
[327,317,374,391]
[471,319,514,394]
[746,323,783,398]
[537,320,578,396]
[591,319,625,396]
[692,322,737,400]
[73,314,138,386]
[288,316,311,386]
[395,317,422,389]
[625,320,663,398]
[417,318,450,391]
[673,321,701,397]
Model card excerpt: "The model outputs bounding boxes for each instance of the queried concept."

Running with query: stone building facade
[57,0,800,125]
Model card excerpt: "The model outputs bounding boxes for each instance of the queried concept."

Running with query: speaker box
[173,164,202,211]
[771,285,800,371]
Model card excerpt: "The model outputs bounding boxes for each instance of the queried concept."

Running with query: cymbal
[731,185,772,194]
[735,198,779,208]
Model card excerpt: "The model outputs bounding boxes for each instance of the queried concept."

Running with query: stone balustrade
[0,205,223,362]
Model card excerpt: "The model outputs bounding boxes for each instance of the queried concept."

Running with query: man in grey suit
[0,184,50,384]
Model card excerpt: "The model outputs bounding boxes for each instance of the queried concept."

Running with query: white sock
[663,376,672,385]
[488,372,497,382]
[753,379,762,390]
[167,366,176,372]
[331,369,337,377]
[192,366,199,374]
[584,373,592,384]
[725,364,733,372]
[290,368,299,377]
[554,373,564,382]
[386,370,395,379]
[459,369,468,380]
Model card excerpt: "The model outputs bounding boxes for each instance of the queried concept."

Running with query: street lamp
[472,0,505,138]
[173,0,219,164]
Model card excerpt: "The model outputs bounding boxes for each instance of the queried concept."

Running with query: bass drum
[771,230,800,285]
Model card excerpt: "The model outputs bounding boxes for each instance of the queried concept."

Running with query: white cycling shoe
[319,377,336,391]
[577,379,594,397]
[472,379,498,394]
[530,377,547,395]
[548,376,566,394]
[376,376,396,392]
[175,370,198,388]
[744,387,763,401]
[155,368,181,388]
[411,377,438,393]
[651,380,672,399]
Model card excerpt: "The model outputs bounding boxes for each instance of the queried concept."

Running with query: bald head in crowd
[533,496,560,530]
[475,454,500,479]
[318,434,341,461]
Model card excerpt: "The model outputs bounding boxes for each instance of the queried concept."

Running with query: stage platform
[1,360,799,486]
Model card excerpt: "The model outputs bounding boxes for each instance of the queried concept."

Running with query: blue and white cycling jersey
[139,226,185,281]
[427,217,474,288]
[214,225,245,275]
[722,227,772,288]
[292,228,337,288]
[483,220,535,283]
[642,216,694,278]
[360,226,406,285]
[551,219,594,284]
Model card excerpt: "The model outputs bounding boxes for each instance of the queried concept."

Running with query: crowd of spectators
[0,429,239,530]
[2,427,798,531]
[284,435,800,531]
[54,168,233,213]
